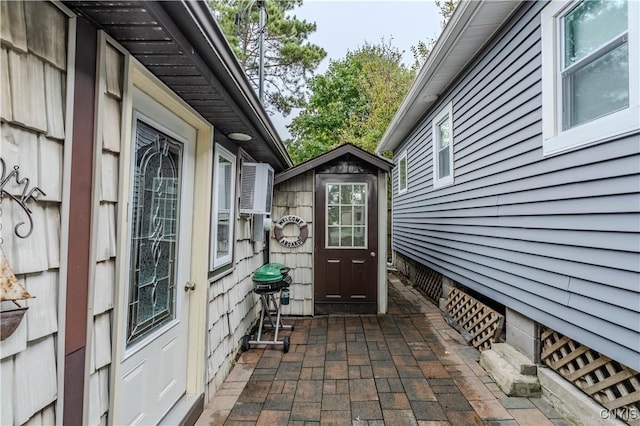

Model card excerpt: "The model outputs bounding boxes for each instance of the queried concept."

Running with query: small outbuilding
[271,143,392,315]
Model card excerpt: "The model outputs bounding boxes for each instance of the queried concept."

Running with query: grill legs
[243,289,293,353]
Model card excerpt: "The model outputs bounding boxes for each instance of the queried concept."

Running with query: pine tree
[210,0,326,116]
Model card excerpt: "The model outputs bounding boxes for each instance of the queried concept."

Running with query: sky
[271,0,443,138]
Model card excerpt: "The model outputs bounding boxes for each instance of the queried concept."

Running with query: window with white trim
[398,152,408,194]
[210,144,236,270]
[432,103,454,188]
[541,0,639,155]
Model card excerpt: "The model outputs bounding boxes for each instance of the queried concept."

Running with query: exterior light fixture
[227,132,252,142]
[421,94,439,103]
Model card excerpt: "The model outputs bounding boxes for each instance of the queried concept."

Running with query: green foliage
[209,0,326,115]
[410,40,431,72]
[286,2,460,164]
[411,0,459,70]
[286,40,415,164]
[436,0,458,24]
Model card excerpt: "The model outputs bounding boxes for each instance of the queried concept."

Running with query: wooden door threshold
[314,302,377,315]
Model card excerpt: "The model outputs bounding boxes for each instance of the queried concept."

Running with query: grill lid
[253,263,288,283]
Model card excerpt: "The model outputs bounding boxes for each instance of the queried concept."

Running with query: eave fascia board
[376,0,479,154]
[173,0,293,169]
[275,143,393,185]
[376,0,520,154]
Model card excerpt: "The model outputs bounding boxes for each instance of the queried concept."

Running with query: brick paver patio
[196,272,568,425]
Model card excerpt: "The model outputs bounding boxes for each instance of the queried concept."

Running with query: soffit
[65,0,292,171]
[377,0,522,153]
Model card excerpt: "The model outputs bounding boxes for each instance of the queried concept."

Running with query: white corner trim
[378,171,388,314]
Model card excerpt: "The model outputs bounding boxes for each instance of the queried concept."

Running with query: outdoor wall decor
[0,247,33,340]
[0,157,47,240]
[0,157,42,340]
[273,215,309,248]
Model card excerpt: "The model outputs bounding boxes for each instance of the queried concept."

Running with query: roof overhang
[65,0,293,171]
[275,143,392,185]
[376,0,522,154]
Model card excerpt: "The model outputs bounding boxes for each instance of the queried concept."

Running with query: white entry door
[117,89,196,425]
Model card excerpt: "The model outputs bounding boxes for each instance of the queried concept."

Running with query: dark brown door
[314,174,378,314]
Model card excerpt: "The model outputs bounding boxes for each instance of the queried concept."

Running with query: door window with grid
[326,183,367,248]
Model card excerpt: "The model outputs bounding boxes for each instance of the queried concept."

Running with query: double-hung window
[432,102,454,188]
[398,152,408,194]
[542,0,639,155]
[210,144,236,270]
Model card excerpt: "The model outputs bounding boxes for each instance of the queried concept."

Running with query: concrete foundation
[439,276,454,312]
[538,367,627,425]
[506,307,540,363]
[480,343,540,397]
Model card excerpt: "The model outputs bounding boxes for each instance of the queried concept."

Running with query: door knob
[184,282,196,291]
[370,252,376,257]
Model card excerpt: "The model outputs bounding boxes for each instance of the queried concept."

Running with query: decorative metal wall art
[0,157,47,240]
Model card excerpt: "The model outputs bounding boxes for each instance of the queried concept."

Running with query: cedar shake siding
[1,2,69,424]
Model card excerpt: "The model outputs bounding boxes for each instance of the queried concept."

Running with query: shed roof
[275,143,392,185]
[376,0,521,153]
[65,0,293,171]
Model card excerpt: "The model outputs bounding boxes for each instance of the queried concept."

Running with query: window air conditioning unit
[240,162,274,215]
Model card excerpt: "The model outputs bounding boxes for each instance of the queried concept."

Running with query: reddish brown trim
[64,17,97,426]
[63,348,86,426]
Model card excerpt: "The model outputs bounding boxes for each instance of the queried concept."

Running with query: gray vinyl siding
[391,1,640,369]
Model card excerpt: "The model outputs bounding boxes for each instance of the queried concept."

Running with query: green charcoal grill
[242,263,294,353]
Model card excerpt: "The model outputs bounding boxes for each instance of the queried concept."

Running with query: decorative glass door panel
[127,120,183,346]
[326,183,367,248]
